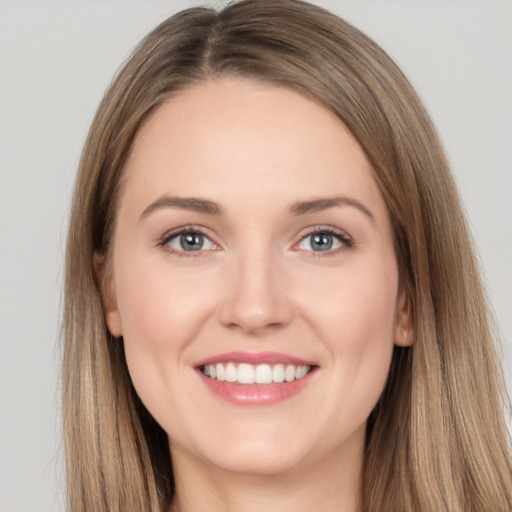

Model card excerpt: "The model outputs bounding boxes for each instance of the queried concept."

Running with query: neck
[168,433,364,512]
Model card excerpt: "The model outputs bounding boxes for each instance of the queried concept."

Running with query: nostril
[216,257,295,334]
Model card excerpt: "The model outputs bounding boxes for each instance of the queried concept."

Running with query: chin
[211,448,305,477]
[184,433,308,477]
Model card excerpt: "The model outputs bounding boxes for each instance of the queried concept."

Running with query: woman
[62,1,512,510]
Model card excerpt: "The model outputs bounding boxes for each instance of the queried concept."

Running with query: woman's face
[101,78,411,476]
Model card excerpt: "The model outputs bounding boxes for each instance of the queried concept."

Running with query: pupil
[311,233,332,251]
[180,233,203,251]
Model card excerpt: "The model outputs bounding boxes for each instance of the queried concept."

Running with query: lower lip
[198,371,314,406]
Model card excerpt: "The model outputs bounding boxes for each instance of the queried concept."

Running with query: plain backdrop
[0,1,511,511]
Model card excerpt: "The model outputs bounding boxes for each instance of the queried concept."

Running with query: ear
[93,252,123,337]
[394,285,413,347]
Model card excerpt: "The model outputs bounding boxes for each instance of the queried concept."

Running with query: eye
[296,228,352,253]
[162,229,218,253]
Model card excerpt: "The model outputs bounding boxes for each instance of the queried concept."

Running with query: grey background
[1,1,511,510]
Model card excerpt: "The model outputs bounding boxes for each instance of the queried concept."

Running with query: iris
[310,233,333,251]
[180,233,204,251]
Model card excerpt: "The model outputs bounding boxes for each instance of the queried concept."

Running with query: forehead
[121,78,387,221]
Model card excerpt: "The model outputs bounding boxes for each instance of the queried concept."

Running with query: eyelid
[157,224,221,254]
[293,225,353,254]
[156,224,352,256]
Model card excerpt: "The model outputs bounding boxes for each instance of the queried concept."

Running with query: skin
[98,78,412,512]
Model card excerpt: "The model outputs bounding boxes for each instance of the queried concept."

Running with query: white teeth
[225,362,237,382]
[272,364,285,383]
[254,364,272,384]
[216,363,226,382]
[284,364,295,382]
[202,362,311,384]
[238,363,255,384]
[296,365,308,379]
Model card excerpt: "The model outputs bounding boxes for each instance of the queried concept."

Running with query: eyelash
[157,225,353,256]
[295,225,353,256]
[157,225,218,257]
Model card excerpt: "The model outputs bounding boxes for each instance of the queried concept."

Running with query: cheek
[115,256,217,350]
[303,259,398,402]
[303,257,398,342]
[112,255,219,418]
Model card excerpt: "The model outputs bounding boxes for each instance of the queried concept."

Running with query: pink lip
[199,373,314,406]
[194,351,317,406]
[194,350,314,367]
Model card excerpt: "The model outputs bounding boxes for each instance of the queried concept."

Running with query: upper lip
[194,351,315,368]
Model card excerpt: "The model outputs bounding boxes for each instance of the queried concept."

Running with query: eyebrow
[140,194,374,222]
[288,196,375,222]
[140,196,222,219]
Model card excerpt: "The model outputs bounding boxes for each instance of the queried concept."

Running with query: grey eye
[298,232,343,252]
[180,233,204,251]
[168,232,216,252]
[310,233,333,251]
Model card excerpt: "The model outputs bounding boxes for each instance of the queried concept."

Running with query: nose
[218,249,294,335]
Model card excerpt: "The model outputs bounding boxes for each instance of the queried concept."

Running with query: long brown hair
[63,1,512,510]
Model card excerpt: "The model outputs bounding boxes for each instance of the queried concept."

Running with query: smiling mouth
[201,362,313,385]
